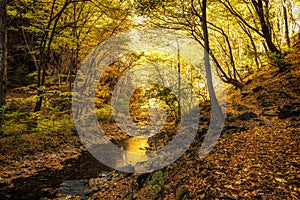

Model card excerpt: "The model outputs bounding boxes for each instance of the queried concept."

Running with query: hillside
[1,1,300,199]
[82,50,300,199]
[0,51,299,200]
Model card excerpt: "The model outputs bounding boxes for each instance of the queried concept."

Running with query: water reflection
[120,136,149,165]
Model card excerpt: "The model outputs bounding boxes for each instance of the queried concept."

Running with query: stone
[238,112,258,120]
[3,172,12,178]
[283,104,293,109]
[278,109,292,119]
[137,173,151,189]
[292,99,300,105]
[58,179,89,197]
[252,85,263,93]
[291,106,300,116]
[237,105,249,111]
[245,79,252,85]
[0,178,9,188]
[241,92,250,98]
[261,111,278,117]
[261,101,274,107]
[259,121,266,126]
[222,125,248,134]
[256,94,265,101]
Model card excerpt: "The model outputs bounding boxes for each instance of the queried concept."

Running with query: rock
[137,173,151,189]
[200,116,210,122]
[238,112,258,120]
[237,105,249,111]
[261,112,278,117]
[252,85,263,93]
[292,99,300,105]
[58,179,89,197]
[224,125,239,131]
[197,127,208,137]
[283,104,293,109]
[259,121,267,126]
[291,106,300,116]
[83,189,91,196]
[3,172,12,178]
[222,125,248,134]
[256,94,265,101]
[278,109,292,119]
[241,92,250,98]
[245,79,252,85]
[261,101,274,107]
[278,104,300,119]
[0,178,10,188]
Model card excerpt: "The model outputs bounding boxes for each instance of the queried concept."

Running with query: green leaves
[147,170,167,197]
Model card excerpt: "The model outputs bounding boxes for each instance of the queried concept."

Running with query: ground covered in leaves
[83,57,300,199]
[0,52,300,199]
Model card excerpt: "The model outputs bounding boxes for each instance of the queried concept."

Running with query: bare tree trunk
[251,0,281,54]
[222,0,281,55]
[201,0,224,120]
[69,0,78,92]
[209,23,242,82]
[34,0,71,112]
[248,32,261,69]
[189,27,243,90]
[239,23,261,69]
[283,1,290,48]
[177,40,181,116]
[0,0,7,135]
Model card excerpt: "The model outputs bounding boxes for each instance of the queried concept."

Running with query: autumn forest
[0,0,300,199]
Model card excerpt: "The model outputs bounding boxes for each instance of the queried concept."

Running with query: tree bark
[34,0,71,112]
[201,0,224,121]
[283,1,290,48]
[251,0,281,54]
[239,23,261,70]
[0,0,7,134]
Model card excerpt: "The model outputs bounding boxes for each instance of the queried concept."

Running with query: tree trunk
[34,0,71,112]
[0,0,7,135]
[239,23,261,70]
[198,0,225,157]
[177,40,181,116]
[202,0,223,118]
[251,0,281,54]
[283,1,290,48]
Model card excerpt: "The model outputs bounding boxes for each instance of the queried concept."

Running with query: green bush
[96,105,113,123]
[147,171,167,198]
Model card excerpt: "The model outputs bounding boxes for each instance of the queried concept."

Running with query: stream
[0,137,151,199]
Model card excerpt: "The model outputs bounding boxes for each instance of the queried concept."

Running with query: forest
[0,0,299,199]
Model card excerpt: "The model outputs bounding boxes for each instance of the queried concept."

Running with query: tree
[219,0,288,70]
[200,0,224,125]
[34,0,72,112]
[0,0,7,134]
[283,0,290,48]
[8,0,132,113]
[135,0,242,88]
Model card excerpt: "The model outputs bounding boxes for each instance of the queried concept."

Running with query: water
[120,136,149,165]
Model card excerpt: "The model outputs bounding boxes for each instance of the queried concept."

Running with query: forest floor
[0,49,300,199]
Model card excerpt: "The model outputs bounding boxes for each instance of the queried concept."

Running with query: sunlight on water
[121,136,149,165]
